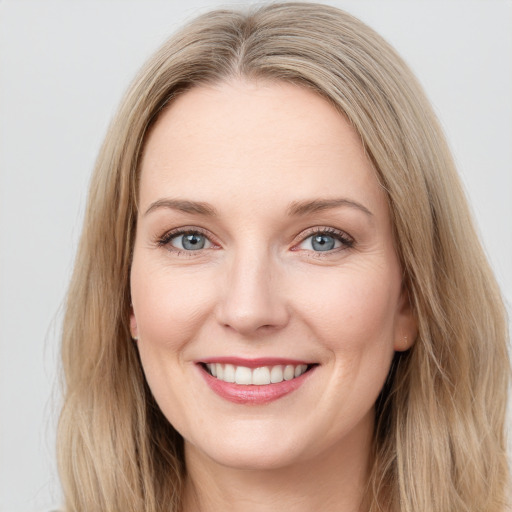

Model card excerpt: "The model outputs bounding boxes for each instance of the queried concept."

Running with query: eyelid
[154,225,354,255]
[291,226,354,252]
[156,226,220,252]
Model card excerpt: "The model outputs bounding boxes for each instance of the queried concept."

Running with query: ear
[129,306,139,341]
[393,286,418,352]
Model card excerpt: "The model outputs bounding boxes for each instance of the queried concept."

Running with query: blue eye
[297,230,353,252]
[311,234,338,251]
[170,232,212,251]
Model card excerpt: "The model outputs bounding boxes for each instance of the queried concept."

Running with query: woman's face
[130,80,416,470]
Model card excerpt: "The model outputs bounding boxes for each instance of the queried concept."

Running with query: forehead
[139,80,386,215]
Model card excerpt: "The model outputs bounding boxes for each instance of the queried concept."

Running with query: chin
[193,446,305,472]
[185,424,313,471]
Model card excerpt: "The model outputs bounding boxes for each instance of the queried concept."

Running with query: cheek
[131,261,217,348]
[295,263,401,352]
[298,264,400,424]
[130,261,215,432]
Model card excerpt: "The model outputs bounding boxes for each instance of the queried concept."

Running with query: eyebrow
[144,198,217,217]
[144,197,373,218]
[287,198,373,217]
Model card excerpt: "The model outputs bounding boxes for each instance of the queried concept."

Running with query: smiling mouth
[201,362,315,385]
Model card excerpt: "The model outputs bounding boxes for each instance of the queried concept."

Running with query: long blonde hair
[58,3,510,511]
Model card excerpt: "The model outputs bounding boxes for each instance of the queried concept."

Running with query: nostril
[215,267,290,335]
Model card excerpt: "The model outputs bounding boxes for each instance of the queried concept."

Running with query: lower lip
[198,365,315,405]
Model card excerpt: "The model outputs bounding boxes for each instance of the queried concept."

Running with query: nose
[215,249,290,336]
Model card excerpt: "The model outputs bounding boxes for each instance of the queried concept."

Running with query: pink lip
[197,360,316,405]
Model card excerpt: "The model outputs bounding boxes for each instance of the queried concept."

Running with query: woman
[57,2,510,511]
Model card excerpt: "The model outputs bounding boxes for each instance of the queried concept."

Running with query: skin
[130,79,417,512]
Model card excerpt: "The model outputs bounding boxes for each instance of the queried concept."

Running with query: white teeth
[205,363,310,385]
[295,364,307,377]
[252,367,271,385]
[270,365,284,383]
[235,366,252,385]
[224,364,235,383]
[283,365,295,381]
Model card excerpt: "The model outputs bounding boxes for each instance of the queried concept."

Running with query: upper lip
[198,357,315,368]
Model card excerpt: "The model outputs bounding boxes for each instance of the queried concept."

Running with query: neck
[182,414,373,512]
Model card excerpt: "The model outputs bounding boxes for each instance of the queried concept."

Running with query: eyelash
[293,227,354,253]
[156,227,216,256]
[155,226,355,255]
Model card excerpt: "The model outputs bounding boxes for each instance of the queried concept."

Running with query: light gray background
[1,1,511,510]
